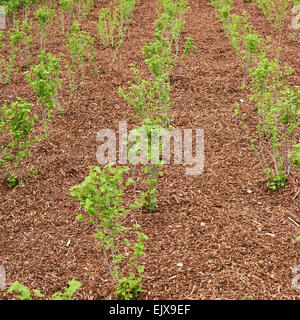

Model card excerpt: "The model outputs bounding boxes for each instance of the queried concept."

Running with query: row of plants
[0,0,109,189]
[119,0,195,212]
[0,0,144,301]
[69,0,196,300]
[0,3,95,80]
[0,17,33,84]
[255,0,293,31]
[96,0,139,48]
[0,2,96,301]
[0,18,97,187]
[209,0,299,191]
[0,0,94,28]
[0,50,59,182]
[7,278,82,300]
[0,0,137,93]
[2,0,95,48]
[0,0,146,185]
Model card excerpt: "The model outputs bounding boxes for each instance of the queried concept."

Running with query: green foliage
[7,279,81,300]
[181,37,196,61]
[0,20,23,84]
[114,238,146,300]
[248,56,299,189]
[126,123,165,212]
[25,51,62,135]
[119,66,171,212]
[60,0,74,13]
[20,17,34,66]
[119,66,171,213]
[265,169,287,191]
[96,5,122,48]
[70,164,147,300]
[143,0,195,81]
[66,20,95,90]
[0,16,33,83]
[213,0,299,190]
[35,6,53,50]
[0,98,38,187]
[256,0,292,31]
[210,0,233,24]
[119,0,136,26]
[59,0,74,34]
[119,66,172,126]
[291,143,300,165]
[51,279,82,300]
[224,11,268,82]
[156,0,190,53]
[142,38,174,81]
[3,0,20,27]
[119,0,193,212]
[81,0,94,20]
[96,0,137,48]
[141,161,163,213]
[35,5,53,27]
[7,281,43,300]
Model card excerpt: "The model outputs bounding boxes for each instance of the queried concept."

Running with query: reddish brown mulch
[0,0,299,300]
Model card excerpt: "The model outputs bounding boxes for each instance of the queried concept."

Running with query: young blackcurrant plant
[291,143,300,166]
[1,20,22,84]
[66,20,96,91]
[119,0,136,27]
[119,0,194,213]
[96,4,122,48]
[5,0,20,28]
[126,123,165,213]
[0,98,38,188]
[81,0,94,21]
[70,164,148,300]
[20,17,33,67]
[7,279,82,300]
[35,6,53,51]
[248,56,299,190]
[119,66,174,212]
[210,0,233,25]
[256,0,291,31]
[25,51,62,136]
[59,0,74,34]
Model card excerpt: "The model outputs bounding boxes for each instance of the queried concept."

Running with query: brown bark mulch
[0,0,299,300]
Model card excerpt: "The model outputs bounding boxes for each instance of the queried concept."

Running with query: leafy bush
[70,164,148,300]
[256,0,291,31]
[35,6,53,50]
[7,279,82,300]
[25,51,62,135]
[66,20,95,90]
[96,0,137,48]
[59,0,74,34]
[0,98,38,187]
[249,57,299,190]
[96,5,122,48]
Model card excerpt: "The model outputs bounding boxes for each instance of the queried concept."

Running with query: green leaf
[33,289,44,298]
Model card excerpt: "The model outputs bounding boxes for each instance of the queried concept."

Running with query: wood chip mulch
[0,0,299,300]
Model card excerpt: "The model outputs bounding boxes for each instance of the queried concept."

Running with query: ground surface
[0,0,299,299]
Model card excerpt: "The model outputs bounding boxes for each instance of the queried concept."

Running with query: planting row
[210,0,299,191]
[0,0,141,185]
[1,0,196,300]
